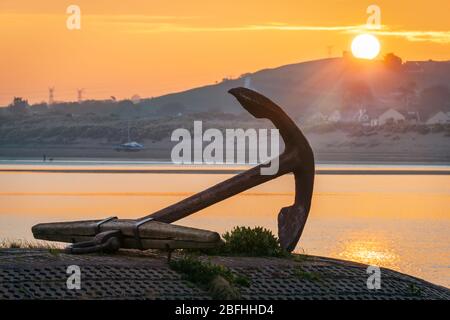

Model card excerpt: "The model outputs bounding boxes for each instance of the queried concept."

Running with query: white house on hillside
[426,111,450,125]
[327,110,342,123]
[377,108,406,125]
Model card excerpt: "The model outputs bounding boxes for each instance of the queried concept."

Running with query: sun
[351,34,381,60]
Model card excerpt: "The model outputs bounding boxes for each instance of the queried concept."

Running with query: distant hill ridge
[7,57,450,120]
[142,57,450,119]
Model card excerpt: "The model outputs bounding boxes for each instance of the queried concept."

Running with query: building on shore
[425,111,450,125]
[377,108,406,125]
[306,107,449,127]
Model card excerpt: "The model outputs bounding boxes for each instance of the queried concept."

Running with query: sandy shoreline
[1,131,449,164]
[1,148,449,165]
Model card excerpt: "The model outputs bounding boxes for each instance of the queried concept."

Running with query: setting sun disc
[351,34,381,60]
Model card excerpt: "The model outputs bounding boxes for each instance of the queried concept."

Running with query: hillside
[141,57,450,119]
[4,56,449,120]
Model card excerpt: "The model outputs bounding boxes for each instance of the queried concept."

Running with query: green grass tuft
[291,253,309,263]
[293,266,322,282]
[169,255,250,299]
[186,226,290,257]
[221,226,288,257]
[408,283,422,296]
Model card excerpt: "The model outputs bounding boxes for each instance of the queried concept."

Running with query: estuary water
[0,161,449,288]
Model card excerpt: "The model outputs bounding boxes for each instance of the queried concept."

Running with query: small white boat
[115,120,144,152]
[115,141,144,152]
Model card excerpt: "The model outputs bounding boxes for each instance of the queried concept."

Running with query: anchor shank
[144,152,297,223]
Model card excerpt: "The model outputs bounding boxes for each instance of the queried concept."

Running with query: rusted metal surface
[33,219,222,252]
[147,88,315,252]
[32,88,314,252]
[1,249,448,300]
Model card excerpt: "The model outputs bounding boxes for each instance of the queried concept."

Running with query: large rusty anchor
[32,88,315,253]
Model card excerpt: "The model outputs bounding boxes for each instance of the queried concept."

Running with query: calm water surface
[0,162,449,288]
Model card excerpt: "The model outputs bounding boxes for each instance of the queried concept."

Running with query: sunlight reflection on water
[334,235,400,268]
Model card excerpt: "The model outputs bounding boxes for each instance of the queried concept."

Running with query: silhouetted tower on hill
[77,88,84,103]
[48,87,55,105]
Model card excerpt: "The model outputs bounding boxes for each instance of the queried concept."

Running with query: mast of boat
[127,119,131,142]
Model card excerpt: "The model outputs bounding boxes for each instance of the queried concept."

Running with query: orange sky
[0,0,449,105]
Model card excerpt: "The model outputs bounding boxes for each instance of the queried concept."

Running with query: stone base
[0,249,448,300]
